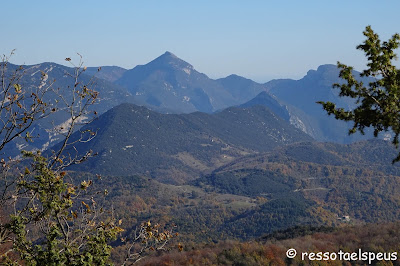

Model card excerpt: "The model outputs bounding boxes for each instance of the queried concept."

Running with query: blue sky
[2,1,400,82]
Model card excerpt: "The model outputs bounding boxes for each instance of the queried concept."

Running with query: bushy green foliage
[318,26,400,162]
[5,152,123,265]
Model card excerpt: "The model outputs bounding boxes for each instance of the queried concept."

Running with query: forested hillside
[57,103,311,183]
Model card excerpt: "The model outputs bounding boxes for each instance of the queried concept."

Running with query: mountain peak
[223,74,250,81]
[305,64,339,80]
[156,51,181,62]
[316,64,338,72]
[150,51,193,70]
[163,51,178,58]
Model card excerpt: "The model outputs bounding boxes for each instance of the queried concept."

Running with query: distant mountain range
[4,51,379,160]
[109,52,378,143]
[115,51,267,113]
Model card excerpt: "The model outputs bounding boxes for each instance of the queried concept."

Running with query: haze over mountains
[3,51,379,162]
[96,52,376,144]
[115,51,267,113]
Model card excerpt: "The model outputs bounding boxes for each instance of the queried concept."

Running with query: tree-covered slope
[194,140,400,225]
[56,103,312,183]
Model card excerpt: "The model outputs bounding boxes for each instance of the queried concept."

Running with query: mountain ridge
[115,51,269,113]
[5,55,376,146]
[263,64,376,143]
[55,102,312,183]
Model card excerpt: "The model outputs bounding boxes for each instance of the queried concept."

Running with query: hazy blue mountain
[265,64,376,143]
[2,55,272,157]
[57,103,312,183]
[239,91,324,139]
[115,52,267,113]
[3,57,380,159]
[85,66,127,83]
[239,91,290,121]
[216,74,266,103]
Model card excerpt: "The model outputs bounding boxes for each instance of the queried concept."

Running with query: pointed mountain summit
[115,52,268,113]
[153,51,192,69]
[239,91,290,121]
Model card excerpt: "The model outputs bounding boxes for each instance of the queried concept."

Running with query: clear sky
[2,1,400,82]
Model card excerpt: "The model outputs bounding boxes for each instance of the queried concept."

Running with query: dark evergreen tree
[318,26,400,162]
